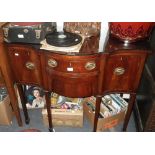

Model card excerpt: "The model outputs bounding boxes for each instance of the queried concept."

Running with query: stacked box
[42,93,83,127]
[83,94,128,131]
[42,109,83,127]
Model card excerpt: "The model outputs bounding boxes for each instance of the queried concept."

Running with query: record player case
[0,23,152,131]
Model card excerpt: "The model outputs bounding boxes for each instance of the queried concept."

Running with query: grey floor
[0,108,136,132]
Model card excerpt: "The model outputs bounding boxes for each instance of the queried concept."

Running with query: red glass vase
[109,22,154,42]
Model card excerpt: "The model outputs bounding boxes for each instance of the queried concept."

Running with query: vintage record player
[40,31,84,52]
[40,22,101,53]
[3,22,56,44]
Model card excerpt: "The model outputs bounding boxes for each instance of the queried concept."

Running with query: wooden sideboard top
[104,34,151,54]
[0,21,152,56]
[5,34,152,57]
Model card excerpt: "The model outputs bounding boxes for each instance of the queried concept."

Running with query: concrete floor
[0,108,136,132]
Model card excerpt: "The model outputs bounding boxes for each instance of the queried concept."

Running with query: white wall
[99,22,109,52]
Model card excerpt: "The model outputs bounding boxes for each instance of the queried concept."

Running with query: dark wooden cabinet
[7,45,42,85]
[0,32,151,132]
[101,51,147,94]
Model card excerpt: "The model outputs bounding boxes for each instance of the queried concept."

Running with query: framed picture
[25,85,45,109]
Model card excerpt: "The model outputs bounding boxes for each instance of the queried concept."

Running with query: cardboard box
[42,108,83,127]
[83,100,126,131]
[0,95,14,125]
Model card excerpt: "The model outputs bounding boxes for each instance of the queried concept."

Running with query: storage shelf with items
[42,93,83,127]
[83,94,129,131]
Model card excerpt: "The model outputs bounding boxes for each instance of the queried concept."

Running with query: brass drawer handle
[114,67,125,75]
[85,61,96,70]
[25,62,35,70]
[48,59,58,68]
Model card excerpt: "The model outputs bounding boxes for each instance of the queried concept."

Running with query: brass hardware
[25,62,35,70]
[3,27,8,37]
[85,61,96,70]
[48,59,58,68]
[114,67,125,75]
[35,30,41,39]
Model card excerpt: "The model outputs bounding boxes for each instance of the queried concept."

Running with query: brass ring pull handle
[114,67,125,75]
[48,59,58,68]
[25,62,35,70]
[85,61,96,70]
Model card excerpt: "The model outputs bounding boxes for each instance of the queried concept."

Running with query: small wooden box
[42,108,83,127]
[0,95,14,125]
[83,100,126,131]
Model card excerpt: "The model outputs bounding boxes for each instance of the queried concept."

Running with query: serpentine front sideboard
[0,31,151,131]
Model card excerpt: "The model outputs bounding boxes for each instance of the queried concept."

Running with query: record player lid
[45,31,82,47]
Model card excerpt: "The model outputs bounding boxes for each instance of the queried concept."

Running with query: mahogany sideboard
[0,32,151,131]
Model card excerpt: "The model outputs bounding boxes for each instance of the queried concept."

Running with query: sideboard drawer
[42,52,100,97]
[101,51,147,93]
[45,53,99,73]
[7,45,42,85]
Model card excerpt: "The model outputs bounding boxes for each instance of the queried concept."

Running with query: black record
[45,31,82,47]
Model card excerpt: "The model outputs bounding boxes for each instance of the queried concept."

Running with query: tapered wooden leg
[16,84,30,124]
[123,93,136,131]
[0,43,22,126]
[7,86,23,126]
[93,96,102,132]
[45,91,53,132]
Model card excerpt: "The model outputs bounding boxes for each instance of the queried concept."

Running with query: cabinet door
[7,45,42,85]
[101,51,147,93]
[43,52,100,97]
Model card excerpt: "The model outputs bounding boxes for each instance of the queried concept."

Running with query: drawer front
[45,53,99,73]
[102,52,147,93]
[7,46,42,85]
[43,52,100,97]
[47,74,98,97]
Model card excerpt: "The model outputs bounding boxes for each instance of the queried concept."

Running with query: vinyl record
[45,31,82,47]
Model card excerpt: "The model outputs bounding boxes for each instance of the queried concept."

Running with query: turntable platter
[45,31,82,47]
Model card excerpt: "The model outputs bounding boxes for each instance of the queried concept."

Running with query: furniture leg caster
[25,118,30,124]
